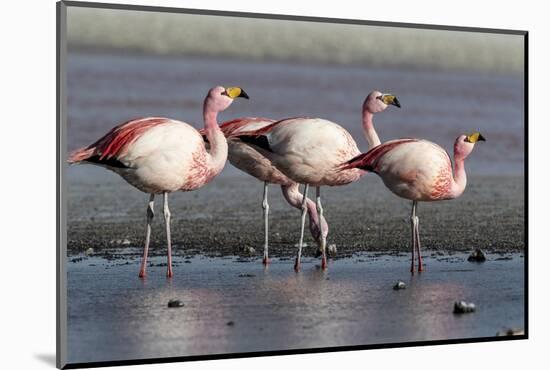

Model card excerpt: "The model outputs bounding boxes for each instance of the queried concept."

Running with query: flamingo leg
[262,182,270,265]
[410,201,417,274]
[163,192,173,278]
[414,203,423,272]
[139,194,155,278]
[316,186,327,270]
[294,184,309,272]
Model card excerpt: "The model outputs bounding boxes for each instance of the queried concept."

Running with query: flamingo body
[346,138,455,201]
[238,117,364,187]
[70,117,224,194]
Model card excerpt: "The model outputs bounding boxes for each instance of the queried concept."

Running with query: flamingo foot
[166,267,173,278]
[418,263,424,272]
[321,255,328,270]
[262,256,270,265]
[138,269,146,279]
[410,263,415,274]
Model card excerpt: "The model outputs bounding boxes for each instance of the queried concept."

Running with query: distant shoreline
[67,7,524,75]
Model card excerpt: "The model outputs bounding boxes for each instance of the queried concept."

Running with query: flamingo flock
[69,85,485,278]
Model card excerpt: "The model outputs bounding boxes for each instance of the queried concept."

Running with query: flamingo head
[363,90,401,114]
[454,132,486,159]
[204,86,249,114]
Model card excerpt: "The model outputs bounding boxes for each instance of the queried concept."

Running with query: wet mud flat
[67,167,524,258]
[67,253,524,364]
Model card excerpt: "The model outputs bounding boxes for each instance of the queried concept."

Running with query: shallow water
[67,253,524,364]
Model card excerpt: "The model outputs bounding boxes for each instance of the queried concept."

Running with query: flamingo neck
[451,155,467,198]
[203,109,228,175]
[362,111,381,149]
[281,184,321,234]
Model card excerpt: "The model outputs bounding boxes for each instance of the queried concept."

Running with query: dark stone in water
[393,281,406,290]
[238,273,255,278]
[467,249,486,262]
[226,321,235,326]
[453,300,476,314]
[167,299,184,308]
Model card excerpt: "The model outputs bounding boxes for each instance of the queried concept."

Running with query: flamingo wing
[341,138,418,173]
[68,117,173,166]
[199,117,275,142]
[229,116,311,151]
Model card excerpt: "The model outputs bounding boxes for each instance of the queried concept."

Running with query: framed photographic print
[57,1,527,368]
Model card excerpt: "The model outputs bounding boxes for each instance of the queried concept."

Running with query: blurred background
[66,6,525,176]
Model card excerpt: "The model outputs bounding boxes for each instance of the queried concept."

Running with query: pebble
[467,248,487,263]
[238,273,255,278]
[327,244,337,257]
[226,321,235,326]
[393,281,406,290]
[167,299,184,308]
[85,247,94,256]
[453,300,476,314]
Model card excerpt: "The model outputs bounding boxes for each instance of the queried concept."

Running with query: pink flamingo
[68,86,249,278]
[203,117,329,264]
[342,132,486,273]
[232,91,401,271]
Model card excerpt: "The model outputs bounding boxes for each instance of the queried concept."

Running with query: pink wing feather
[229,116,310,138]
[68,117,171,163]
[341,138,418,172]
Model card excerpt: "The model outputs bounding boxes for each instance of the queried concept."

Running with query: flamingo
[68,86,250,278]
[341,132,486,273]
[232,91,401,271]
[202,117,329,264]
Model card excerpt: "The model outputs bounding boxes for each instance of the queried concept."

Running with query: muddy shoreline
[67,167,525,258]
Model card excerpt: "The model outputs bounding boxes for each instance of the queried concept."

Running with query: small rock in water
[167,299,184,308]
[238,273,256,278]
[226,320,235,326]
[467,248,486,263]
[242,246,256,256]
[393,281,406,290]
[85,248,94,256]
[496,328,524,336]
[294,242,308,248]
[453,300,476,314]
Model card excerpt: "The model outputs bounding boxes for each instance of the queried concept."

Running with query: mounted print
[56,1,527,368]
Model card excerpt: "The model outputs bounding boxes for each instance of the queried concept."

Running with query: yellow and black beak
[377,94,401,108]
[464,132,486,143]
[224,86,249,99]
